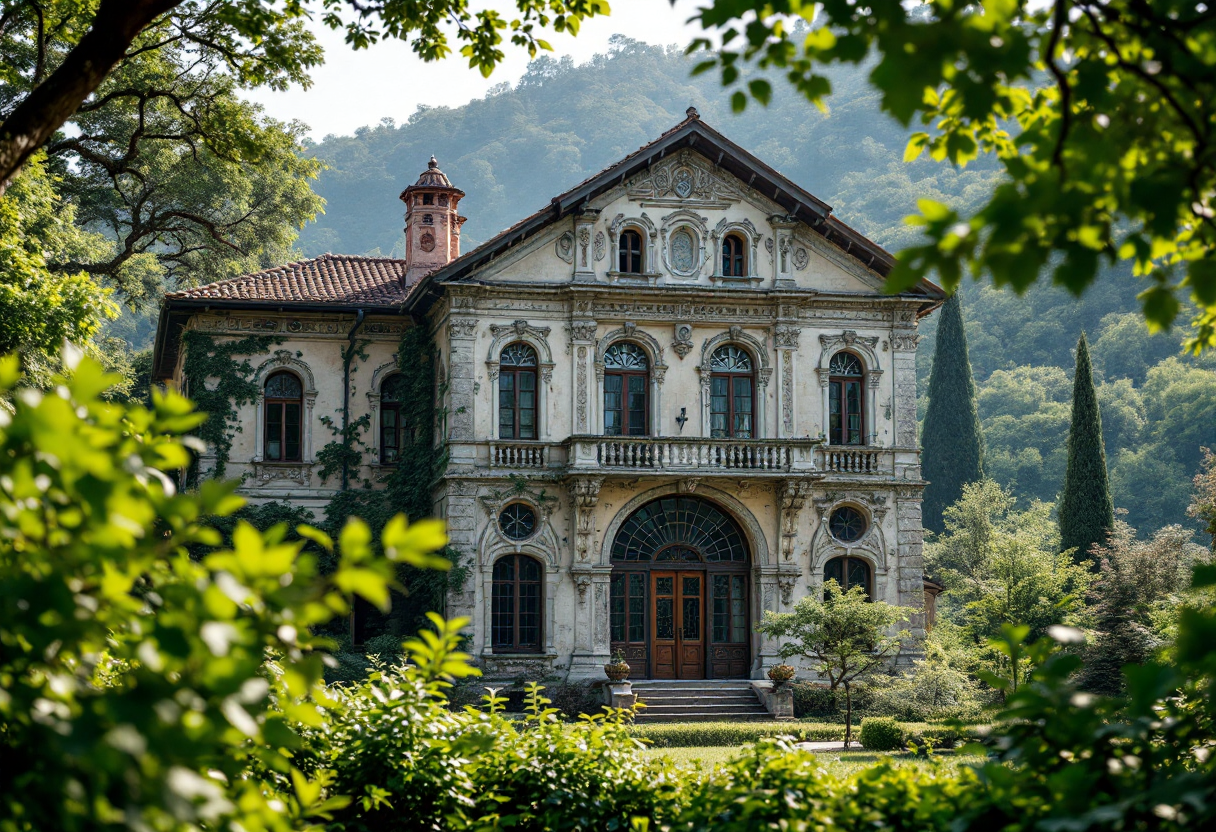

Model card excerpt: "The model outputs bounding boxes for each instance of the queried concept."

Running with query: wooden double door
[610,567,751,679]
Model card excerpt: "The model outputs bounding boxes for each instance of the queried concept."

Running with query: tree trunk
[0,0,182,193]
[843,680,852,749]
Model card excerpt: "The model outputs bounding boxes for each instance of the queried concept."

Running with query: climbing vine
[323,324,467,636]
[180,330,281,484]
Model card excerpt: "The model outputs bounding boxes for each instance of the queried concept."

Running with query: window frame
[263,370,303,462]
[492,554,544,653]
[709,345,755,439]
[721,233,747,276]
[824,555,873,601]
[378,374,409,465]
[619,228,644,274]
[498,342,539,441]
[603,342,650,436]
[828,351,866,446]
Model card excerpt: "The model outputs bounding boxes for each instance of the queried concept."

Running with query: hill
[291,38,1215,536]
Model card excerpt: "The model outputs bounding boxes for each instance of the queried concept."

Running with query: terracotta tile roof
[166,253,410,306]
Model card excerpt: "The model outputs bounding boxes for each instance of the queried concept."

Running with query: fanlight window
[603,342,649,436]
[379,374,409,464]
[825,555,872,600]
[604,342,649,371]
[611,496,748,564]
[498,503,537,541]
[828,351,865,446]
[492,554,542,652]
[263,371,303,462]
[709,345,754,439]
[828,506,868,543]
[498,343,538,440]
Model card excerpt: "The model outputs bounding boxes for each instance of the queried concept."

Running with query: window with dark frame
[619,229,643,273]
[603,342,649,436]
[828,505,868,543]
[498,342,538,440]
[828,351,865,445]
[824,555,873,600]
[379,374,409,464]
[492,554,542,652]
[709,345,754,439]
[722,233,746,276]
[263,371,303,461]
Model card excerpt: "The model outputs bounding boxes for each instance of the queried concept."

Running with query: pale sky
[246,0,705,140]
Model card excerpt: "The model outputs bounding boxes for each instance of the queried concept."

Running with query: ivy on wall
[180,330,281,483]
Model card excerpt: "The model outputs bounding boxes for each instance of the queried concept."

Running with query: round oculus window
[828,506,867,544]
[498,503,537,541]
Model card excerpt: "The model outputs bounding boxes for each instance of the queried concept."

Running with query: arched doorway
[609,495,751,679]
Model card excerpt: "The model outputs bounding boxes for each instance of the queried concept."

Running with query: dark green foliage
[633,722,846,748]
[1060,334,1115,561]
[790,682,841,718]
[859,717,906,751]
[180,330,281,481]
[921,294,984,533]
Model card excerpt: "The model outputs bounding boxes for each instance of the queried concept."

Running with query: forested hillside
[293,38,1214,535]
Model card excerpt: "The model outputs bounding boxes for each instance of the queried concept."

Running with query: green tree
[693,1,1216,349]
[0,347,454,831]
[756,581,911,747]
[0,153,114,378]
[1059,333,1115,561]
[1188,448,1216,553]
[927,480,1092,689]
[921,293,984,533]
[0,0,607,192]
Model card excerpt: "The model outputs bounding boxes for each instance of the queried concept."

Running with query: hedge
[632,721,983,749]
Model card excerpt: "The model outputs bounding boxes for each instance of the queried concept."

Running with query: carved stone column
[568,319,597,435]
[774,324,800,438]
[567,475,611,679]
[573,210,600,282]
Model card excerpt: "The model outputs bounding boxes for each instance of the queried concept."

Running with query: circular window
[499,503,537,541]
[828,506,867,543]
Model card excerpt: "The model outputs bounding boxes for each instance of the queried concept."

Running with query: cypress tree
[921,293,984,534]
[1059,332,1115,563]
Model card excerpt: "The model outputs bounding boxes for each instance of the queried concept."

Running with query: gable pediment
[624,150,752,210]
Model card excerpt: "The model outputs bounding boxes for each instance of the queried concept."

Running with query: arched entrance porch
[608,495,751,679]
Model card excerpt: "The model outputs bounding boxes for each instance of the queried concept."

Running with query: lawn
[639,745,987,776]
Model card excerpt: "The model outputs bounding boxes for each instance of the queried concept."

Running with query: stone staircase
[631,680,771,723]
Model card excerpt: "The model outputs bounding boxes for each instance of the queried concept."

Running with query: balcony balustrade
[818,446,888,475]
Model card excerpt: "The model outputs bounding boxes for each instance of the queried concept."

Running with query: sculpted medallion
[671,229,695,272]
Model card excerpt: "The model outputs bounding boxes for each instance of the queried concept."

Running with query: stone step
[639,703,769,714]
[637,695,760,706]
[635,710,772,723]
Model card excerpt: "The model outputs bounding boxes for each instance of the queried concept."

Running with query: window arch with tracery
[828,351,866,446]
[498,343,538,440]
[379,374,409,464]
[824,555,872,600]
[264,371,303,461]
[492,554,543,653]
[619,229,644,273]
[710,345,754,439]
[603,342,650,436]
[722,233,746,276]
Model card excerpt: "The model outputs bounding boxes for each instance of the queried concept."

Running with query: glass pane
[604,375,621,435]
[655,576,673,595]
[605,343,648,370]
[848,558,871,599]
[825,558,844,590]
[266,405,282,459]
[656,597,674,640]
[846,380,863,445]
[733,377,753,438]
[518,583,540,647]
[500,343,537,367]
[682,576,701,640]
[492,581,514,646]
[712,575,728,642]
[285,404,301,460]
[829,382,842,445]
[611,574,626,642]
[711,345,752,372]
[731,575,747,643]
[381,374,407,403]
[518,555,541,583]
[265,372,302,398]
[629,573,646,642]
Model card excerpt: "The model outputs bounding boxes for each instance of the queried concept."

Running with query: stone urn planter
[604,650,631,682]
[768,664,796,686]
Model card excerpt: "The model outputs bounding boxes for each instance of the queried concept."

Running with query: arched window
[722,233,746,276]
[379,374,409,464]
[828,351,865,446]
[264,371,303,461]
[603,342,649,436]
[710,345,754,439]
[619,229,643,274]
[492,554,542,653]
[824,555,872,600]
[498,343,538,440]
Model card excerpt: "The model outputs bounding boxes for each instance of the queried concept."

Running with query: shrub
[860,717,906,751]
[791,682,838,717]
[634,721,844,748]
